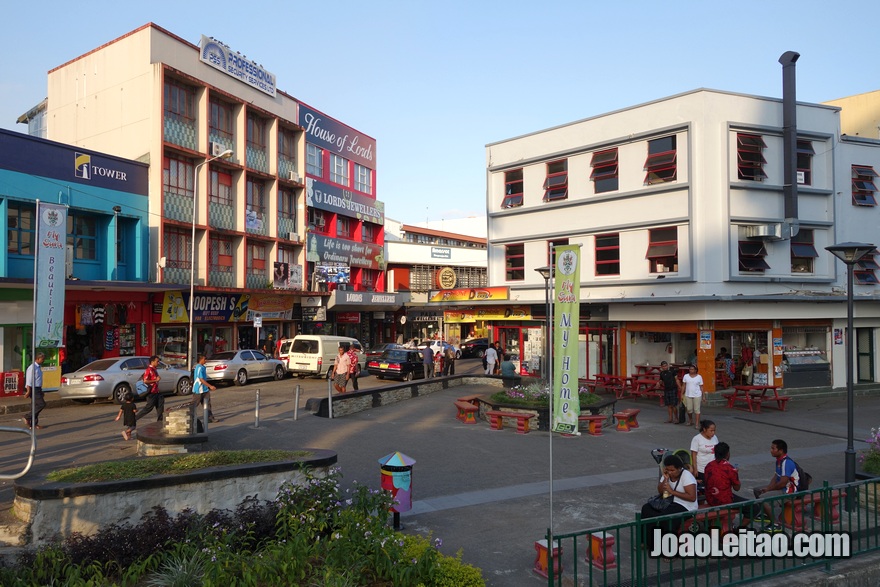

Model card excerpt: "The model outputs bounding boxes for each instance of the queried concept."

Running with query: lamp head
[825,242,876,265]
[219,149,233,159]
[535,266,552,280]
[112,205,122,213]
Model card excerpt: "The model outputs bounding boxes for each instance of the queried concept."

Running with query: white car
[418,340,461,359]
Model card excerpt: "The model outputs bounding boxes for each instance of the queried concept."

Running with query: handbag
[136,379,150,397]
[647,476,681,512]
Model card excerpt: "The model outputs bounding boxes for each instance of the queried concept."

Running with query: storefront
[154,291,297,365]
[325,290,407,349]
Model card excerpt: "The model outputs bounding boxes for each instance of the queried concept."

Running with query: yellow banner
[429,286,509,302]
[443,306,532,323]
[552,245,581,434]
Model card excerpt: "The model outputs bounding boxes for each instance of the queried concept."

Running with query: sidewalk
[3,384,880,585]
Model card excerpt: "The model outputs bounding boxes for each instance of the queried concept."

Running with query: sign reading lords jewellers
[199,35,277,97]
[299,103,376,168]
[307,178,384,224]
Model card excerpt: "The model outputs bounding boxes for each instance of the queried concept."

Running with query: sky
[3,1,880,227]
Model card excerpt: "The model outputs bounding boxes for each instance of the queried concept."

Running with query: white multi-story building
[485,83,880,391]
[32,23,392,358]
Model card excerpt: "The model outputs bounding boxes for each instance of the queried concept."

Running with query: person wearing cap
[655,360,682,424]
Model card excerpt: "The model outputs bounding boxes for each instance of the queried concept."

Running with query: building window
[591,148,618,193]
[355,164,372,194]
[247,113,266,150]
[307,144,324,178]
[163,156,195,198]
[548,238,569,268]
[595,234,620,276]
[797,140,814,186]
[503,169,524,208]
[739,241,769,272]
[209,99,234,143]
[505,244,525,281]
[279,189,296,220]
[644,136,677,185]
[277,247,296,266]
[163,227,191,269]
[210,236,234,271]
[736,133,767,181]
[164,80,194,123]
[852,165,878,206]
[309,209,327,232]
[543,160,568,202]
[246,179,266,229]
[67,214,97,261]
[331,154,349,186]
[247,242,266,272]
[7,202,34,256]
[362,223,376,244]
[209,169,233,205]
[790,229,818,273]
[279,129,296,161]
[647,227,678,273]
[337,216,352,239]
[361,268,378,291]
[855,252,880,285]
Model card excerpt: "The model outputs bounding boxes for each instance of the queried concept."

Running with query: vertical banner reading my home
[34,202,68,347]
[552,245,581,434]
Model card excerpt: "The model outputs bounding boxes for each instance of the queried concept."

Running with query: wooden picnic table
[724,385,790,413]
[634,364,661,377]
[629,378,664,406]
[593,374,634,399]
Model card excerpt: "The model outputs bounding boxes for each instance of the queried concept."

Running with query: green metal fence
[544,479,880,586]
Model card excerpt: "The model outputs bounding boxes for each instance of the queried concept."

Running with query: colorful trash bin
[378,451,416,529]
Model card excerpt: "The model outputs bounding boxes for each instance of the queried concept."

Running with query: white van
[279,335,363,378]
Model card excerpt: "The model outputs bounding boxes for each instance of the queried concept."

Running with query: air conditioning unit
[211,142,227,157]
[288,232,301,243]
[745,223,782,240]
[287,170,301,182]
[315,218,326,228]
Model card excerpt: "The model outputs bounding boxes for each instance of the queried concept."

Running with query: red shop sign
[336,312,361,323]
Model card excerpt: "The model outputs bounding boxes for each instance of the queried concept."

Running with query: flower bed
[484,382,616,432]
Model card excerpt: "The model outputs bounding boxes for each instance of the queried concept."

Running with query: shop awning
[327,290,409,312]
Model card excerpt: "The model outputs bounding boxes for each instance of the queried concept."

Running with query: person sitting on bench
[703,442,758,528]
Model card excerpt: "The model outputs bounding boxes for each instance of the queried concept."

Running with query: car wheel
[236,369,248,386]
[377,374,384,380]
[113,384,131,405]
[72,399,95,405]
[274,366,285,380]
[176,377,192,396]
[405,371,414,381]
[477,349,486,358]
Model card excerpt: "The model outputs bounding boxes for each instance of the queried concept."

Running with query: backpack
[785,456,812,492]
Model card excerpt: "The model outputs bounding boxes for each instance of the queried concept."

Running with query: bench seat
[453,400,479,424]
[486,410,534,434]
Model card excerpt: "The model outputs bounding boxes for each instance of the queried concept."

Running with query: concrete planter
[13,449,337,546]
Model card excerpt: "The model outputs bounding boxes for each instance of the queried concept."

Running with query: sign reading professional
[199,35,277,97]
[307,178,384,224]
[299,103,376,168]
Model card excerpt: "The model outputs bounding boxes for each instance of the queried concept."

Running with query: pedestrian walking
[114,392,137,440]
[332,345,351,392]
[422,344,434,378]
[190,353,217,423]
[347,344,360,391]
[484,343,498,375]
[23,352,46,430]
[135,355,164,422]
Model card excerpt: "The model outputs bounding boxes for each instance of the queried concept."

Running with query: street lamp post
[825,242,875,493]
[535,266,552,385]
[187,149,233,371]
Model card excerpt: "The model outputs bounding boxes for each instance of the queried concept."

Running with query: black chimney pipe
[779,51,800,239]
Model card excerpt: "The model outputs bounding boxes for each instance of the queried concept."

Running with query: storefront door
[857,328,874,383]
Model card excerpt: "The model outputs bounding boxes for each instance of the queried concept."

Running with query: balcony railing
[246,271,269,289]
[164,116,197,151]
[247,145,269,173]
[245,208,268,236]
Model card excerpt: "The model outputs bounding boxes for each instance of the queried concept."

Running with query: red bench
[782,491,844,532]
[683,504,734,534]
[454,401,479,424]
[586,531,616,570]
[486,410,534,434]
[578,414,607,436]
[613,409,641,432]
[457,394,481,406]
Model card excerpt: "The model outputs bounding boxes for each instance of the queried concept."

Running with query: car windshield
[78,359,118,372]
[382,350,410,361]
[210,351,237,360]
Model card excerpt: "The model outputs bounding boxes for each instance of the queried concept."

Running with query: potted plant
[857,428,880,510]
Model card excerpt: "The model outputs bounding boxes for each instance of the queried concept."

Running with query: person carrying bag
[639,454,697,554]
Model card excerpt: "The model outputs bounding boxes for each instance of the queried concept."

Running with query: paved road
[1,366,879,585]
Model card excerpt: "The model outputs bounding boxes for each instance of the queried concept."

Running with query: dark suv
[460,338,489,358]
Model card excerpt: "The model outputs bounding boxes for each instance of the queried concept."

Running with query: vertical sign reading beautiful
[552,245,581,434]
[34,202,68,347]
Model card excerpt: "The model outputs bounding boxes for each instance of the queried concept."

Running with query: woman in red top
[703,442,757,527]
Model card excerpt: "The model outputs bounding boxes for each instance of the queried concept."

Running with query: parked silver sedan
[204,350,286,386]
[59,357,192,404]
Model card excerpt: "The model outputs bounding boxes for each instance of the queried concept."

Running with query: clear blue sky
[3,1,879,226]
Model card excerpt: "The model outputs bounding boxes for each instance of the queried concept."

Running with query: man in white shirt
[24,352,46,429]
[484,343,498,375]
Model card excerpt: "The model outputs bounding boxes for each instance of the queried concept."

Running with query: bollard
[203,398,209,433]
[378,452,416,530]
[294,384,301,421]
[254,389,260,428]
[327,375,334,419]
